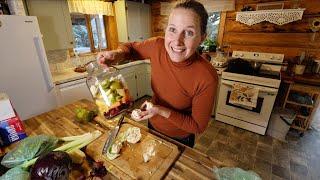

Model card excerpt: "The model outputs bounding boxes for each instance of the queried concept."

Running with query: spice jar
[86,61,133,119]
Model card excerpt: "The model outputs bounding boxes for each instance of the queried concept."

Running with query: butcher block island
[1,99,218,179]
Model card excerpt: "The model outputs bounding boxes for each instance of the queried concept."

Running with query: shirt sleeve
[167,75,218,134]
[118,37,161,61]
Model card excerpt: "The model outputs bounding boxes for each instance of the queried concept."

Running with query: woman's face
[165,8,205,62]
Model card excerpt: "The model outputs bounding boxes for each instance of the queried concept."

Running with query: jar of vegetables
[86,61,133,119]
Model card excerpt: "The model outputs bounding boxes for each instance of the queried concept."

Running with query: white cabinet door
[126,1,141,42]
[136,71,147,98]
[57,78,92,106]
[146,72,153,96]
[26,0,73,50]
[122,72,138,101]
[139,3,151,41]
[114,0,128,43]
[115,1,151,43]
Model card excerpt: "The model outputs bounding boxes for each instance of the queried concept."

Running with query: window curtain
[67,0,114,16]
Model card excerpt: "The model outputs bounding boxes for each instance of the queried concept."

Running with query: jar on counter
[86,61,133,119]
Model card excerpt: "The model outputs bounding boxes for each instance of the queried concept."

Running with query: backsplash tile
[46,49,69,63]
[47,49,96,73]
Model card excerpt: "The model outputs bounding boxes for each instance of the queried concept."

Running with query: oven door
[216,79,278,127]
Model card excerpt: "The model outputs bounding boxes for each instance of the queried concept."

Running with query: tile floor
[195,120,320,180]
[132,97,320,180]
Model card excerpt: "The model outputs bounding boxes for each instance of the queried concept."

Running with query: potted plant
[201,38,217,52]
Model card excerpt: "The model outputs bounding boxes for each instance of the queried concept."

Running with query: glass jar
[86,61,133,119]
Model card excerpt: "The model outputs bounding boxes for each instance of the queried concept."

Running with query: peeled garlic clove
[142,140,156,163]
[143,153,151,163]
[106,151,120,160]
[106,143,121,160]
[110,141,122,154]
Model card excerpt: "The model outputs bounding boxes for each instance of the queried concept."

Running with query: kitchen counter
[2,99,219,179]
[52,59,151,85]
[281,71,320,86]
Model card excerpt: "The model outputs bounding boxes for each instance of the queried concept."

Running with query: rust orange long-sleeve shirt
[120,37,218,138]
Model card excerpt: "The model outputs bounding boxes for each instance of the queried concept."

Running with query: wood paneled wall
[150,0,320,60]
[222,0,320,61]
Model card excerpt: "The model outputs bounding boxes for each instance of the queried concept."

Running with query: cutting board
[86,122,180,179]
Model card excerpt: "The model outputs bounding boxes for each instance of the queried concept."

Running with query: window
[71,14,107,54]
[206,12,221,41]
[199,12,221,52]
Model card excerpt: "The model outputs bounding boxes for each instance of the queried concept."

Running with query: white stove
[215,51,284,135]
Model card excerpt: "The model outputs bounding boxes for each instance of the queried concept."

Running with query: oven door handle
[221,80,278,94]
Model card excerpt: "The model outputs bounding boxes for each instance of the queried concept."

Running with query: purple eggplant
[31,151,72,180]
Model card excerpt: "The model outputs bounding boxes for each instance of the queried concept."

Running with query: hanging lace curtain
[67,0,114,16]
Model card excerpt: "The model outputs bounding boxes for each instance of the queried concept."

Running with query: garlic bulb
[131,109,142,120]
[143,140,156,163]
[126,127,141,144]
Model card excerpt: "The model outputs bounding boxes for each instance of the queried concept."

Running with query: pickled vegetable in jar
[86,61,133,119]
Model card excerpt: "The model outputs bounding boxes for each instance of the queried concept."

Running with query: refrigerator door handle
[34,36,55,91]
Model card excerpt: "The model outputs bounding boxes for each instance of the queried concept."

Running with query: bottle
[86,62,133,119]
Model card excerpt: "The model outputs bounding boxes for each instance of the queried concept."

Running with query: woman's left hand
[131,101,171,121]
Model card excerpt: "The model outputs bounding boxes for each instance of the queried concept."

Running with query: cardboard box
[0,93,15,121]
[0,93,27,147]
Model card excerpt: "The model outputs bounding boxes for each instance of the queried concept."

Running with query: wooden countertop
[281,71,320,86]
[2,99,219,179]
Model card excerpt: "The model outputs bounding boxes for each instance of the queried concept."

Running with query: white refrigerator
[0,15,57,120]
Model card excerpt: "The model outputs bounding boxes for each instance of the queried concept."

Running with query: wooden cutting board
[86,122,180,179]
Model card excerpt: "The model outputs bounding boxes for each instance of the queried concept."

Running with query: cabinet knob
[70,41,73,45]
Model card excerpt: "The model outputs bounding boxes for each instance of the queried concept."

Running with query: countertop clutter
[52,59,151,85]
[1,99,219,179]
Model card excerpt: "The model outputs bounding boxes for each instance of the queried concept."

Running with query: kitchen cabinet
[26,0,74,51]
[118,62,152,101]
[56,78,92,106]
[122,72,139,100]
[114,0,151,43]
[146,64,152,96]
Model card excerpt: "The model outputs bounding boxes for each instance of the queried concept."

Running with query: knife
[102,115,124,154]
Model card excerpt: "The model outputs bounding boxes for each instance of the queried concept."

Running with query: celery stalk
[20,130,102,169]
[60,132,91,141]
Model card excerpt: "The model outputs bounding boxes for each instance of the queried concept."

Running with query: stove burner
[226,58,280,79]
[226,58,255,75]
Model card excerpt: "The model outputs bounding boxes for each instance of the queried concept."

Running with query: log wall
[150,0,320,60]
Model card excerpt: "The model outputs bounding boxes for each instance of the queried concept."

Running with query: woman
[98,0,218,147]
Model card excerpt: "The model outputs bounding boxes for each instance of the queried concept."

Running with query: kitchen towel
[229,83,259,108]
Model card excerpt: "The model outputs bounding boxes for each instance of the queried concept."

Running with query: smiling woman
[97,0,218,148]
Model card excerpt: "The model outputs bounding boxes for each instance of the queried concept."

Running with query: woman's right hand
[97,50,118,68]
